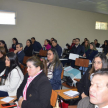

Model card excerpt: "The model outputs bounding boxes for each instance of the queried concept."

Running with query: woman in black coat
[24,39,33,56]
[0,40,8,53]
[0,47,6,73]
[77,53,108,100]
[17,56,52,108]
[12,38,18,50]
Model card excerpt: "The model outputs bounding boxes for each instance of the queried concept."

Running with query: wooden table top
[0,96,16,108]
[55,89,79,100]
[68,105,77,108]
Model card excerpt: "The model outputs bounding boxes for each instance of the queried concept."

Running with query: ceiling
[21,0,108,15]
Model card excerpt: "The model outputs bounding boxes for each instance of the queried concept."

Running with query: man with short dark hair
[14,43,25,64]
[77,69,108,108]
[70,38,85,67]
[31,37,42,52]
[94,39,100,48]
[52,39,62,58]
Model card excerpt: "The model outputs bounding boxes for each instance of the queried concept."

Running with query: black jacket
[24,45,33,56]
[17,72,52,108]
[17,50,25,64]
[0,57,5,74]
[70,44,85,56]
[76,67,91,99]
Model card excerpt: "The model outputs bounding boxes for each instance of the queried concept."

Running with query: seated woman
[17,56,52,108]
[0,40,8,53]
[24,39,33,56]
[101,40,108,55]
[0,52,24,97]
[43,39,51,50]
[12,38,18,50]
[83,40,90,52]
[0,47,6,74]
[47,48,63,90]
[77,53,107,101]
[83,42,98,62]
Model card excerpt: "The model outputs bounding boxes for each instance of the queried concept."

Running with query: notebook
[63,90,79,97]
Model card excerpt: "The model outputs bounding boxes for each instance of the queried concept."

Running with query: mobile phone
[1,102,17,108]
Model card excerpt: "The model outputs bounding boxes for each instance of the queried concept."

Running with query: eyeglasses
[93,61,102,65]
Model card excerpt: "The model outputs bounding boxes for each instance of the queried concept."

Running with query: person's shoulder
[77,97,90,108]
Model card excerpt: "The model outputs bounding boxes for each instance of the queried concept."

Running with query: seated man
[52,39,62,58]
[70,38,85,67]
[31,37,42,52]
[94,39,100,48]
[14,43,25,64]
[77,69,108,108]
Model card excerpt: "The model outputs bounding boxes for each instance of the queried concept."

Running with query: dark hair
[27,39,32,45]
[47,48,62,70]
[93,68,108,87]
[27,56,43,70]
[89,52,108,79]
[0,40,8,53]
[31,37,35,40]
[51,38,55,40]
[104,40,108,46]
[84,40,90,47]
[16,43,23,48]
[94,39,98,42]
[45,39,51,45]
[12,38,18,44]
[76,38,80,41]
[0,47,6,56]
[52,39,57,43]
[6,52,21,74]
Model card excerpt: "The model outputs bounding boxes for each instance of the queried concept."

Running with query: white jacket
[0,66,24,96]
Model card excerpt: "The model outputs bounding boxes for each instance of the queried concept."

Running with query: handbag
[65,76,73,86]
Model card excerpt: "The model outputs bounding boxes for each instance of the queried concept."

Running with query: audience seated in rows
[70,39,75,50]
[0,52,24,97]
[12,38,18,50]
[0,40,8,53]
[43,39,51,50]
[24,39,33,57]
[83,42,98,62]
[31,37,42,52]
[17,56,52,108]
[76,53,107,104]
[0,47,6,74]
[83,40,90,52]
[47,48,63,90]
[81,38,88,46]
[51,39,62,58]
[77,69,108,108]
[14,43,25,64]
[94,39,100,48]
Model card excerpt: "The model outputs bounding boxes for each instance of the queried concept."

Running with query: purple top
[44,44,51,50]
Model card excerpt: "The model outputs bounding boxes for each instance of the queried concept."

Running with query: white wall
[0,0,108,48]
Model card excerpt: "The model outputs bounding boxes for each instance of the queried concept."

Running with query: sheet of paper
[64,66,73,72]
[1,97,14,103]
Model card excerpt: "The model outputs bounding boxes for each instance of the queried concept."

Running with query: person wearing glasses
[47,48,63,90]
[76,53,108,103]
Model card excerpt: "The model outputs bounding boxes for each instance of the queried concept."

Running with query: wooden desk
[68,105,77,108]
[55,89,78,100]
[0,96,16,108]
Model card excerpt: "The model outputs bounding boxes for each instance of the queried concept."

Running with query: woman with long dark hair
[12,38,18,50]
[24,39,33,56]
[47,48,63,90]
[0,52,24,97]
[0,47,6,73]
[0,40,8,53]
[77,53,108,100]
[43,39,51,50]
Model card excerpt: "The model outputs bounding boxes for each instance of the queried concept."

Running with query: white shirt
[95,105,108,108]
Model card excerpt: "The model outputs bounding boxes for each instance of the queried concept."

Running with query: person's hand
[14,50,18,54]
[83,53,86,57]
[0,78,1,82]
[18,97,24,108]
[81,92,87,99]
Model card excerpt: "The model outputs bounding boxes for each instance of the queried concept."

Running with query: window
[95,21,108,30]
[0,11,16,25]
